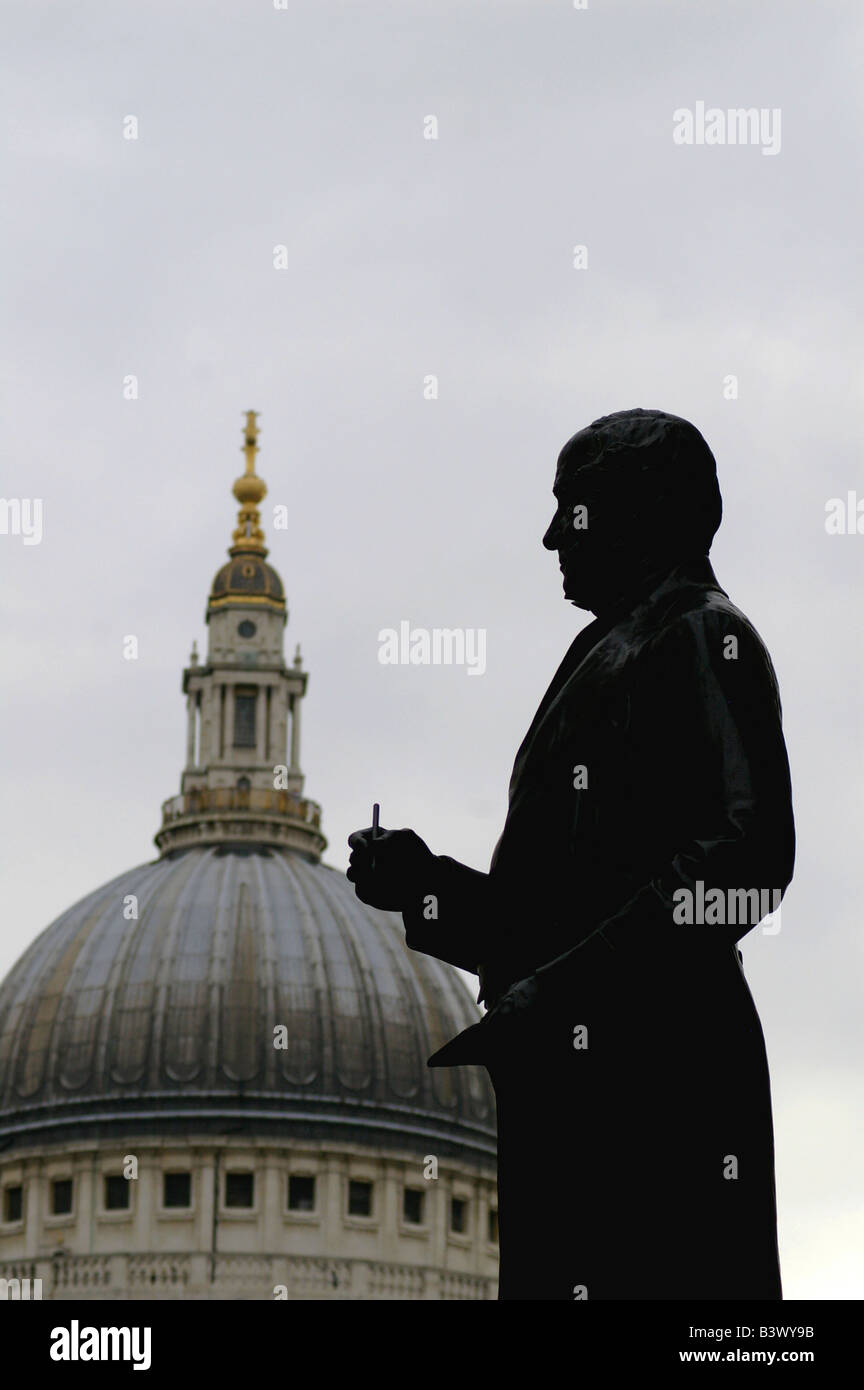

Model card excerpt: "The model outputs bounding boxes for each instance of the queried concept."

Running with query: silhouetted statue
[348,409,795,1301]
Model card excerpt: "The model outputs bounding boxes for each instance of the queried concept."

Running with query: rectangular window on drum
[225,1172,254,1208]
[403,1188,425,1225]
[233,690,257,747]
[104,1176,130,1211]
[347,1180,373,1218]
[163,1172,191,1209]
[51,1179,73,1215]
[288,1175,316,1212]
[3,1185,23,1222]
[450,1196,467,1233]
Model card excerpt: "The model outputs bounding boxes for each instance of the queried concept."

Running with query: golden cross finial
[243,410,260,475]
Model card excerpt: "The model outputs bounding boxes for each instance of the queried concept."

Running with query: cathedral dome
[0,412,498,1302]
[0,847,495,1161]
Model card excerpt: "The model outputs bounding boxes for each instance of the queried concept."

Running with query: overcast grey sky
[2,0,862,1298]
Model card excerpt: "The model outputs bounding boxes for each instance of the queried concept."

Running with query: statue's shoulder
[646,570,764,647]
[640,582,782,704]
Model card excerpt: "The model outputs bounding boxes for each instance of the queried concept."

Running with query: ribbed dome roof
[0,848,495,1161]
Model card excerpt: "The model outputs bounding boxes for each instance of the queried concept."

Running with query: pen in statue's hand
[347,804,436,911]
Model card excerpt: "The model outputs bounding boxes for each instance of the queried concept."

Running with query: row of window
[1,1176,498,1242]
[2,1174,192,1220]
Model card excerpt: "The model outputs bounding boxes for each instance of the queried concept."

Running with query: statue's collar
[590,554,724,625]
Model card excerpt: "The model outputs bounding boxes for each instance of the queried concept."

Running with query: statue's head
[542,408,723,614]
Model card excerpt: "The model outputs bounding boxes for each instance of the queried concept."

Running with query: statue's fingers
[348,841,376,870]
[347,829,373,851]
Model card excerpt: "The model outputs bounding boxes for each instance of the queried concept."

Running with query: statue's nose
[542,515,560,550]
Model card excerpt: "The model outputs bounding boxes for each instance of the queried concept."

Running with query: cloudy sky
[2,0,862,1298]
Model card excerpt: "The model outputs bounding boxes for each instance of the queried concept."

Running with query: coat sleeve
[400,855,495,973]
[548,606,795,973]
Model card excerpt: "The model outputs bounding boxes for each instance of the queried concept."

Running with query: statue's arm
[347,826,493,973]
[401,855,494,974]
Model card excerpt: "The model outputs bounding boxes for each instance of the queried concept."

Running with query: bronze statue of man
[348,408,795,1301]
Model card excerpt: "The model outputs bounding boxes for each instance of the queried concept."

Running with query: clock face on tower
[238,620,256,638]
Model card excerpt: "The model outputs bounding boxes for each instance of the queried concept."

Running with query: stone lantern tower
[156,411,324,860]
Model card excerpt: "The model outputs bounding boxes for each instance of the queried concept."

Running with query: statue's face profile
[542,430,613,610]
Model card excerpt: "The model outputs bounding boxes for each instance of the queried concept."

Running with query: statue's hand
[346,826,435,911]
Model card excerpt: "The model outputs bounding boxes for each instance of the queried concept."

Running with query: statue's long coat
[403,557,795,1301]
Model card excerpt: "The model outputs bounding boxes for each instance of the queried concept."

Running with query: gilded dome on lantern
[208,553,286,610]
